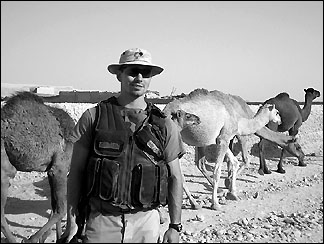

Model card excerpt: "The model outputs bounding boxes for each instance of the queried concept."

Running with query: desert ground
[1,103,323,243]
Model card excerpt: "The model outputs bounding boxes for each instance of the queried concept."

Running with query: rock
[253,192,259,198]
[235,234,244,241]
[216,229,226,236]
[201,228,210,234]
[283,218,295,225]
[263,223,272,229]
[195,214,205,222]
[293,230,301,237]
[239,217,249,226]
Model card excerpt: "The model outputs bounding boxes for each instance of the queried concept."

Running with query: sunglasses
[124,67,153,78]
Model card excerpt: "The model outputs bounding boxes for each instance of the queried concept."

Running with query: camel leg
[1,174,17,243]
[1,143,18,243]
[56,220,62,241]
[224,136,245,188]
[39,210,62,243]
[211,159,223,210]
[38,210,55,243]
[195,146,213,186]
[255,126,305,173]
[277,131,295,174]
[258,122,281,175]
[1,173,18,243]
[224,155,232,189]
[226,135,250,185]
[276,130,306,173]
[296,144,306,167]
[226,155,232,175]
[180,162,201,209]
[277,148,287,174]
[236,135,250,176]
[26,153,68,243]
[224,139,235,189]
[258,138,272,175]
[211,136,229,210]
[182,182,201,209]
[224,149,240,201]
[288,129,306,167]
[283,140,305,167]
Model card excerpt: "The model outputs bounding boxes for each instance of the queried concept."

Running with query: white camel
[165,109,203,208]
[163,88,304,210]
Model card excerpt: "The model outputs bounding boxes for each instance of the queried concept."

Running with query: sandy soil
[1,105,322,243]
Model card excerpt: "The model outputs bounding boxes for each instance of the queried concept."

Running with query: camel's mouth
[169,109,201,129]
[194,117,201,125]
[184,112,201,126]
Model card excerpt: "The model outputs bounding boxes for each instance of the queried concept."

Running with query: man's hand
[162,228,180,243]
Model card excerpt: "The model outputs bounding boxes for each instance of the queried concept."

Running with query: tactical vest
[85,97,169,209]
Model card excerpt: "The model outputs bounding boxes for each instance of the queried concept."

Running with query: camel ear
[170,112,177,120]
[176,110,184,118]
[304,88,307,92]
[170,110,182,120]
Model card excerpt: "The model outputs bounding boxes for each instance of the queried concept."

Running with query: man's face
[119,65,153,97]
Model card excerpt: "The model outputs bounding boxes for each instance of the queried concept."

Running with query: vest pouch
[85,157,101,197]
[134,125,163,160]
[94,130,126,158]
[157,163,169,206]
[98,158,120,201]
[131,164,158,208]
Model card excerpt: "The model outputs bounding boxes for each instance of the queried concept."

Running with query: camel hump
[275,92,290,99]
[5,91,45,106]
[2,91,46,119]
[263,92,289,105]
[187,88,210,98]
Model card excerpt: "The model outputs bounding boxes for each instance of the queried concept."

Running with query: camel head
[304,88,321,101]
[170,109,201,130]
[257,103,282,125]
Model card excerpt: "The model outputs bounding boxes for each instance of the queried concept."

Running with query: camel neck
[301,95,314,122]
[237,112,270,136]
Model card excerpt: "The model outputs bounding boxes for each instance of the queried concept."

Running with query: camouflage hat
[107,48,164,76]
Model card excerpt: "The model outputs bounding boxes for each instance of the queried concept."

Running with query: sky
[1,1,323,102]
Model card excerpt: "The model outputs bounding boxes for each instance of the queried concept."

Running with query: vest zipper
[118,135,133,208]
[96,159,101,173]
[125,136,134,209]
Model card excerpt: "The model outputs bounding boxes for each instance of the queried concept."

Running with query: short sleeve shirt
[71,102,185,164]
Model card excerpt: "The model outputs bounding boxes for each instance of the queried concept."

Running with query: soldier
[59,48,184,243]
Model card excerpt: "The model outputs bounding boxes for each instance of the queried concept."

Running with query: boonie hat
[107,48,164,76]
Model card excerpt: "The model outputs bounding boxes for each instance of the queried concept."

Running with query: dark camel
[258,88,321,174]
[1,92,75,243]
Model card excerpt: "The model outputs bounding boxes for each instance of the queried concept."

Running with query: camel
[168,109,201,131]
[1,91,75,243]
[165,109,203,209]
[258,88,321,174]
[163,88,305,210]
